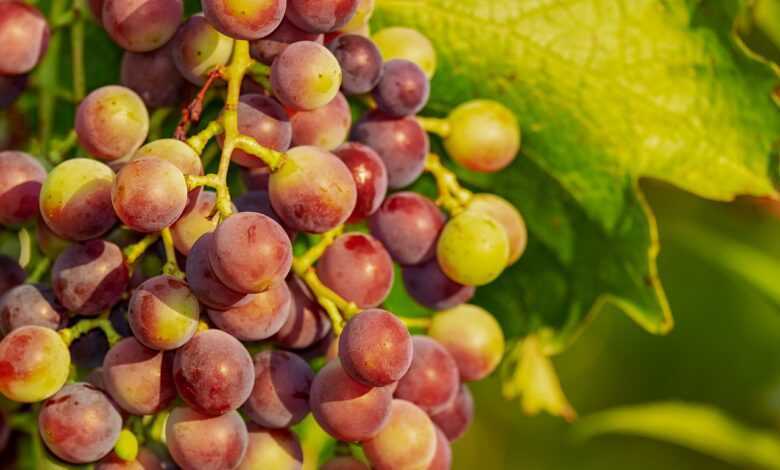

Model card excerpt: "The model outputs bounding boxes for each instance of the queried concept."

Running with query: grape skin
[436,211,510,286]
[428,426,453,470]
[271,41,342,111]
[339,309,412,386]
[328,34,383,95]
[289,92,351,151]
[372,59,430,118]
[316,233,394,308]
[52,240,129,316]
[202,0,285,40]
[372,27,437,79]
[286,0,359,33]
[369,192,444,266]
[173,329,254,416]
[242,350,313,428]
[102,337,176,415]
[394,336,459,415]
[233,190,295,239]
[402,259,475,311]
[0,284,65,334]
[466,193,527,265]
[171,191,218,255]
[238,425,303,470]
[0,326,70,403]
[0,256,25,298]
[249,17,323,65]
[102,0,182,52]
[172,14,235,85]
[75,85,150,161]
[208,281,292,341]
[309,360,393,442]
[351,111,429,189]
[38,383,122,464]
[334,142,388,223]
[274,276,332,350]
[444,100,520,173]
[39,158,118,241]
[430,384,474,442]
[121,42,185,109]
[0,2,50,75]
[128,275,201,351]
[0,150,46,226]
[362,399,437,470]
[166,406,249,470]
[185,233,249,310]
[219,94,292,169]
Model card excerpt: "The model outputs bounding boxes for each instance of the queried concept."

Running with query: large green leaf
[373,0,780,343]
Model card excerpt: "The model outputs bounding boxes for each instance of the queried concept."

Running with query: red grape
[274,276,332,350]
[289,92,351,151]
[369,192,444,265]
[75,86,149,161]
[170,190,218,256]
[202,0,285,40]
[128,275,201,350]
[102,0,183,52]
[430,384,473,442]
[395,336,459,414]
[271,41,342,111]
[243,350,313,428]
[362,399,437,470]
[208,281,292,341]
[233,190,294,239]
[0,2,50,75]
[334,142,388,223]
[427,426,452,470]
[238,425,303,470]
[166,406,248,470]
[0,326,70,402]
[286,0,359,33]
[402,259,475,310]
[0,150,46,226]
[185,233,248,310]
[0,284,65,334]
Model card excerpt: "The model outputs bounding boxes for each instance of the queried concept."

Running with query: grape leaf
[372,0,780,344]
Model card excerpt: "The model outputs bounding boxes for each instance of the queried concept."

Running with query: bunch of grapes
[0,0,525,468]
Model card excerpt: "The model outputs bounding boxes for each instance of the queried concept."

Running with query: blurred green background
[455,180,780,469]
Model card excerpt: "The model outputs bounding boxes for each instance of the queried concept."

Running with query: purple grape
[286,0,359,33]
[202,0,285,40]
[102,0,182,52]
[185,233,249,309]
[103,337,176,415]
[249,17,323,65]
[0,74,27,108]
[128,275,201,351]
[363,399,437,470]
[52,240,129,316]
[430,384,474,442]
[38,383,122,464]
[218,94,292,169]
[0,255,25,298]
[271,41,342,111]
[120,42,185,108]
[395,336,459,414]
[373,59,430,117]
[0,2,50,75]
[238,425,303,470]
[402,259,474,310]
[351,111,429,188]
[333,142,387,223]
[241,167,271,191]
[166,406,248,470]
[316,233,393,308]
[369,192,444,265]
[274,275,331,350]
[0,284,64,334]
[173,329,254,416]
[0,150,46,226]
[208,281,292,341]
[69,329,110,369]
[243,350,313,428]
[309,360,393,442]
[339,309,412,387]
[328,33,382,95]
[289,92,351,151]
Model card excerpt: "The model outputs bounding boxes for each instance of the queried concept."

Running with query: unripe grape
[0,326,70,403]
[202,0,286,40]
[271,41,342,111]
[466,193,527,265]
[437,211,509,286]
[173,14,234,85]
[0,2,50,75]
[373,27,436,78]
[444,100,520,173]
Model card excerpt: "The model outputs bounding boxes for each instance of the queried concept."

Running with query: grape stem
[424,153,472,215]
[48,129,78,163]
[59,311,122,347]
[124,232,161,270]
[160,227,184,279]
[175,68,225,140]
[397,316,432,330]
[25,257,51,284]
[417,116,452,138]
[17,227,31,268]
[186,120,224,154]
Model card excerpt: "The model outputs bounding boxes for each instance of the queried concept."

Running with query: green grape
[436,211,509,286]
[444,100,520,173]
[429,304,505,382]
[372,27,437,78]
[0,326,70,403]
[466,193,527,265]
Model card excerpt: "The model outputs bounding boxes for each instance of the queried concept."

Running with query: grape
[372,27,436,79]
[351,111,429,188]
[121,43,185,109]
[427,426,452,470]
[0,326,70,402]
[309,360,393,442]
[102,337,176,415]
[430,384,473,442]
[209,212,292,293]
[402,259,474,310]
[243,350,313,428]
[173,14,235,85]
[37,214,72,259]
[208,281,291,341]
[363,399,437,470]
[0,151,43,226]
[339,309,412,386]
[328,34,382,96]
[339,0,373,33]
[0,284,65,334]
[52,240,129,316]
[219,94,292,169]
[241,167,272,191]
[0,73,27,108]
[96,448,163,470]
[369,192,444,265]
[69,329,110,369]
[0,255,25,298]
[429,304,505,381]
[289,92,351,150]
[39,383,122,464]
[286,0,359,33]
[269,146,357,233]
[233,190,294,239]
[170,191,217,255]
[271,41,342,111]
[102,0,183,52]
[373,60,430,118]
[334,142,388,223]
[75,85,150,161]
[133,138,205,209]
[173,329,254,416]
[128,275,201,350]
[0,2,50,75]
[395,336,459,414]
[166,406,248,470]
[316,233,393,308]
[203,0,285,40]
[238,425,303,470]
[39,158,117,241]
[322,456,370,470]
[436,211,509,286]
[185,233,248,309]
[274,276,331,349]
[444,100,520,173]
[88,0,104,21]
[112,158,189,233]
[249,17,323,65]
[466,193,527,265]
